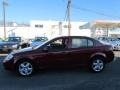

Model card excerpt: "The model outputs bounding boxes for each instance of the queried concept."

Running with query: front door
[38,37,71,68]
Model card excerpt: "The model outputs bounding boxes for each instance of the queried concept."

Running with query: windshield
[33,37,48,42]
[112,38,120,41]
[8,37,21,42]
[33,39,51,49]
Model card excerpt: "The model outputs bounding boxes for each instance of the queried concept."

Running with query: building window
[35,24,43,28]
[64,25,68,28]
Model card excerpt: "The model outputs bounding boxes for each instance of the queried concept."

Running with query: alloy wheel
[91,58,104,72]
[18,61,33,76]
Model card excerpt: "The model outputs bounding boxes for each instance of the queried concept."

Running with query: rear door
[67,37,95,66]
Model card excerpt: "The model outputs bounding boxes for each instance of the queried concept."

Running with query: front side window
[48,38,68,49]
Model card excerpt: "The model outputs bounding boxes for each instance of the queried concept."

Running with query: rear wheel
[16,61,34,76]
[90,57,105,73]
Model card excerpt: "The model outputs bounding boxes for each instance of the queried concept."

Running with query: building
[91,20,120,37]
[1,20,120,39]
[0,22,30,39]
[0,20,91,39]
[30,20,91,39]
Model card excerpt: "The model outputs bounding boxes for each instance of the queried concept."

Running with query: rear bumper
[106,51,115,63]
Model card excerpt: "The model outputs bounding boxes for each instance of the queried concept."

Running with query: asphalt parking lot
[0,51,120,90]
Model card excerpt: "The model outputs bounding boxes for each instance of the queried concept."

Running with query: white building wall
[0,27,31,39]
[70,22,91,36]
[30,20,91,39]
[0,20,91,39]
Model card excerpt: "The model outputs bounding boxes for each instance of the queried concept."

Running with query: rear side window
[88,40,94,47]
[71,38,94,48]
[71,38,87,48]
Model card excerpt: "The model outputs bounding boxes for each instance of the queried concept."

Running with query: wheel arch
[14,58,38,71]
[90,53,107,64]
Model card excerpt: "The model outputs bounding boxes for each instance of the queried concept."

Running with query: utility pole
[67,0,71,36]
[3,0,8,39]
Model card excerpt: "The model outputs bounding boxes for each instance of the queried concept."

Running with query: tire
[90,57,105,73]
[16,60,34,76]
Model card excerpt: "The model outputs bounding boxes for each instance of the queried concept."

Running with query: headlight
[3,54,13,63]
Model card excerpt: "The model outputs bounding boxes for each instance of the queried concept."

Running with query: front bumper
[3,59,15,71]
[113,45,120,50]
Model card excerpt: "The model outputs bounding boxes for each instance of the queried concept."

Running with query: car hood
[12,47,33,54]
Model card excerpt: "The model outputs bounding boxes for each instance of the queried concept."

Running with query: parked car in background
[3,36,114,76]
[0,38,4,42]
[0,37,21,53]
[30,37,48,47]
[117,37,120,40]
[0,37,29,53]
[97,37,120,50]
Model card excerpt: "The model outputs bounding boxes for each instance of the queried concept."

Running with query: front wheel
[16,61,34,76]
[90,57,105,73]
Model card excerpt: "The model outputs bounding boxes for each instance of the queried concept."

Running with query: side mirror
[42,46,48,52]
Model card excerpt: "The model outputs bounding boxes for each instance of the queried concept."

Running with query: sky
[0,0,120,23]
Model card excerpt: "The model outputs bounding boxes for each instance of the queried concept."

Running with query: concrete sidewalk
[114,51,120,58]
[0,54,7,57]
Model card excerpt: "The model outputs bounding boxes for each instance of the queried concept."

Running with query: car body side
[3,36,114,71]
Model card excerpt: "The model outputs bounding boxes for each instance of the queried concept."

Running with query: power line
[63,0,69,21]
[72,4,120,19]
[63,3,68,21]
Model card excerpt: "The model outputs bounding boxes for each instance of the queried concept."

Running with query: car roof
[53,36,93,39]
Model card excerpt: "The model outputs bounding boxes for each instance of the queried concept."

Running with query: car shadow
[35,67,92,76]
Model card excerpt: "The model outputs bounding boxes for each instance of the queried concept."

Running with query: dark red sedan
[3,36,115,76]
